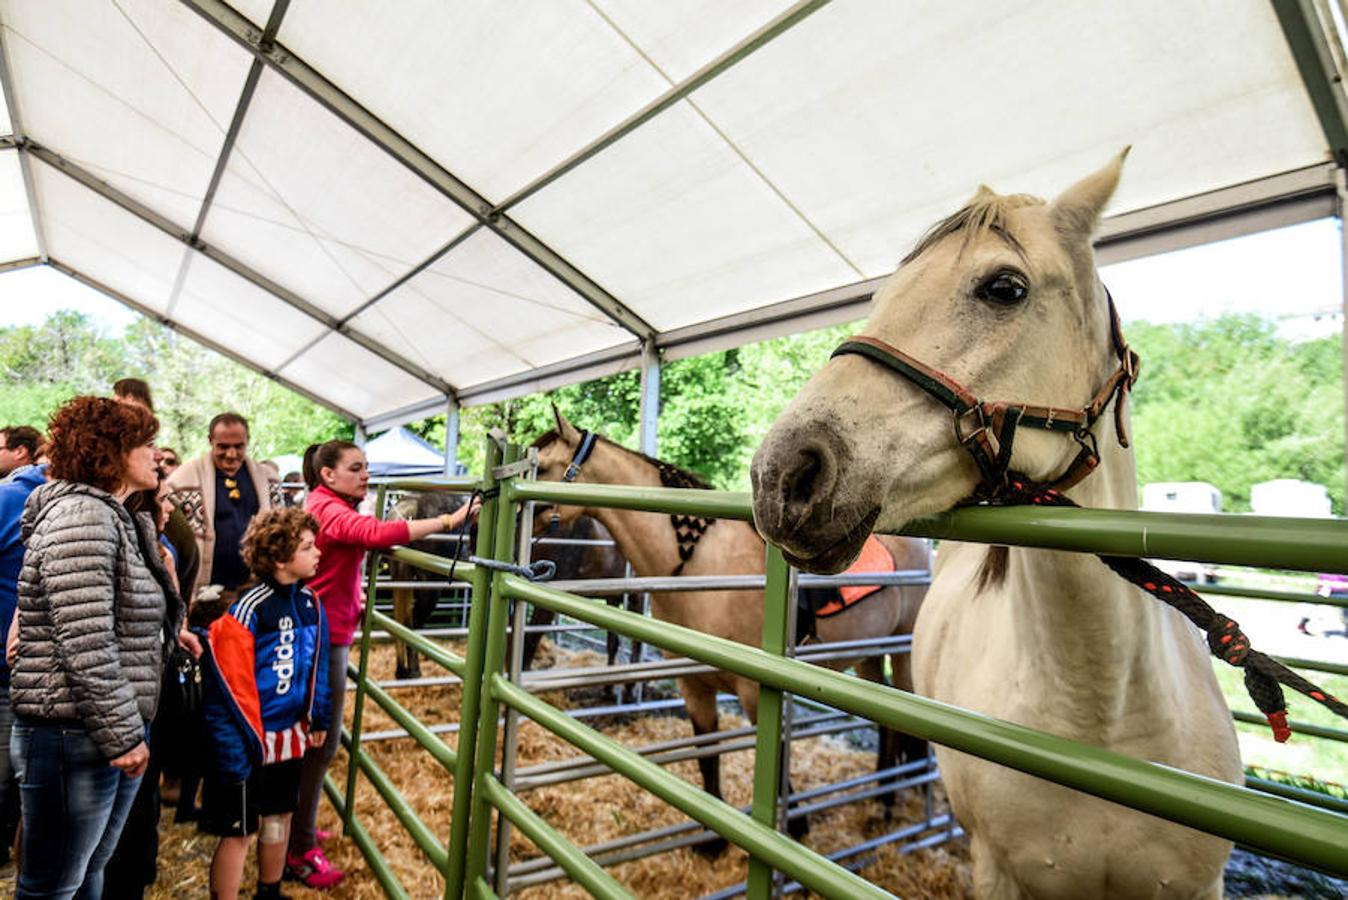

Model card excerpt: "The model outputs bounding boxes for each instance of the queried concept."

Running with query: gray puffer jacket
[11,481,184,759]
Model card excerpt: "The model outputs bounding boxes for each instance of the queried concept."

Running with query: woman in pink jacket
[286,440,477,888]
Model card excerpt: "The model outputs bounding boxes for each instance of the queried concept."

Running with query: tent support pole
[445,397,461,476]
[639,339,661,456]
[1338,167,1348,511]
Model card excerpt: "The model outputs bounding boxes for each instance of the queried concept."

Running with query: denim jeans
[0,683,18,853]
[11,720,144,900]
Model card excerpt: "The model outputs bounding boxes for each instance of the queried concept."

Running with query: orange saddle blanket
[813,534,894,617]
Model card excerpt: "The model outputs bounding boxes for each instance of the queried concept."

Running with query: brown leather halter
[831,289,1140,498]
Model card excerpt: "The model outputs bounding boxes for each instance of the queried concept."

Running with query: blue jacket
[0,465,47,685]
[201,579,330,781]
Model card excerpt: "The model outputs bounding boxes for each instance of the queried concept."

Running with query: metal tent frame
[0,0,1346,480]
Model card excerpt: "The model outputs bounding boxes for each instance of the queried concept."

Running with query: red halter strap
[831,290,1140,497]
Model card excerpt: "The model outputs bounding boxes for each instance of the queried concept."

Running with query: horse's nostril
[784,448,823,508]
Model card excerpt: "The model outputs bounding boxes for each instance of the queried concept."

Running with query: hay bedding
[133,639,973,898]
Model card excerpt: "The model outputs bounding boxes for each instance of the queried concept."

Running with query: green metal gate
[329,438,1348,898]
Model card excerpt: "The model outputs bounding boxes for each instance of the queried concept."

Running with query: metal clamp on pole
[493,448,539,480]
[469,556,557,582]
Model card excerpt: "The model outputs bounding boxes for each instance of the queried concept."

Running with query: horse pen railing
[329,440,1348,899]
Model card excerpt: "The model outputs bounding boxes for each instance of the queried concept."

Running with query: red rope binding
[980,478,1348,743]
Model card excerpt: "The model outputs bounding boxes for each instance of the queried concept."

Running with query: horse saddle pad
[799,535,894,619]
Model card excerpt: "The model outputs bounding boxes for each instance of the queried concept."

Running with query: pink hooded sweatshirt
[306,484,411,646]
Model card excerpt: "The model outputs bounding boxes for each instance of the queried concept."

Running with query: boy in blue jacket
[200,507,331,900]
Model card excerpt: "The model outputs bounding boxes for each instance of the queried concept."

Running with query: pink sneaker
[285,847,345,890]
[315,828,335,843]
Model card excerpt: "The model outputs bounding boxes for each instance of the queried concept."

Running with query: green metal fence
[331,438,1348,898]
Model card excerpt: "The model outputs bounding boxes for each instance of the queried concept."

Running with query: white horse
[750,152,1241,899]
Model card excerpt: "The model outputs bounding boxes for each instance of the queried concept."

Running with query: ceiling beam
[0,256,41,274]
[445,162,1344,411]
[494,0,829,213]
[1093,160,1337,263]
[0,25,47,260]
[164,2,285,321]
[189,0,288,240]
[1271,0,1348,164]
[306,0,829,354]
[46,258,360,422]
[21,141,454,395]
[178,0,657,341]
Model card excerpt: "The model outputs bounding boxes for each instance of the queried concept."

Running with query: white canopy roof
[1,1,1345,428]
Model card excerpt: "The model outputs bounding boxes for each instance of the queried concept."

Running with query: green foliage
[433,321,859,489]
[0,312,351,458]
[1128,315,1345,513]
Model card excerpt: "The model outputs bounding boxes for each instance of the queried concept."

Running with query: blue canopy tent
[364,426,452,478]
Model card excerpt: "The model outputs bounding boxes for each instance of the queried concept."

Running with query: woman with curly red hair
[8,396,186,899]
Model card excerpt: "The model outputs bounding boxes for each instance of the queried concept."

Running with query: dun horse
[387,492,635,679]
[532,410,931,846]
[751,152,1241,898]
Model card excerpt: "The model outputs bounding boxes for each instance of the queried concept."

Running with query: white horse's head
[752,152,1131,572]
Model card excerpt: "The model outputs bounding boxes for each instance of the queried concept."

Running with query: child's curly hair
[241,507,320,579]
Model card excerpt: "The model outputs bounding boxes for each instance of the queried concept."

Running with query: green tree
[0,311,350,458]
[1128,315,1344,513]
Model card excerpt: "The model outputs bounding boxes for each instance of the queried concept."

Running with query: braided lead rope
[468,556,557,582]
[445,488,498,587]
[985,478,1348,742]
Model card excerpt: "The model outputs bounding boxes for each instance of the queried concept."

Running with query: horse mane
[610,440,715,491]
[530,429,714,490]
[530,430,562,450]
[901,189,1042,265]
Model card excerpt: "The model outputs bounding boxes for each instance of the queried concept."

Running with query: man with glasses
[166,413,282,597]
[0,427,41,478]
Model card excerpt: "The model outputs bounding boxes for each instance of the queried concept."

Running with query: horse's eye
[977,271,1029,305]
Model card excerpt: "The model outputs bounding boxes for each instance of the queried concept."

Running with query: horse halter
[831,289,1140,498]
[548,430,597,532]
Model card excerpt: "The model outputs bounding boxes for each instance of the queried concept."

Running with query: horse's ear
[1050,147,1130,241]
[552,404,582,445]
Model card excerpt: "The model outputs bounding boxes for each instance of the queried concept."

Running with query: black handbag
[168,644,203,717]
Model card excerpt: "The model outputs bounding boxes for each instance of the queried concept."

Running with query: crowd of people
[0,380,478,899]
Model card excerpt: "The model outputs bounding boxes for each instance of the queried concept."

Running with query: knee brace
[258,815,288,845]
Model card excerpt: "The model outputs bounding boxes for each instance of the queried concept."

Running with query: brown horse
[531,409,931,845]
[387,491,636,679]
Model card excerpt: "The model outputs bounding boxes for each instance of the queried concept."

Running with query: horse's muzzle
[751,421,875,573]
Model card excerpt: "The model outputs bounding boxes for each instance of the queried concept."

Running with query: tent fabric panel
[172,249,328,372]
[1,0,251,231]
[0,148,36,262]
[0,68,11,135]
[200,67,476,319]
[229,0,276,29]
[277,331,442,422]
[509,99,859,332]
[682,0,1329,276]
[589,0,796,83]
[31,159,185,314]
[349,227,634,387]
[274,0,679,201]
